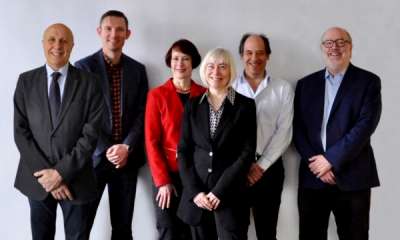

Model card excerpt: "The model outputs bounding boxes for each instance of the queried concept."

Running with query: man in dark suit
[75,10,148,240]
[14,23,104,240]
[294,27,382,240]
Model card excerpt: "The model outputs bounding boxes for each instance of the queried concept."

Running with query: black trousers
[298,187,371,240]
[29,196,91,240]
[248,158,284,240]
[87,160,138,240]
[190,209,249,240]
[152,173,191,240]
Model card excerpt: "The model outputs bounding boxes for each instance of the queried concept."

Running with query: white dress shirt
[232,73,294,171]
[46,63,69,100]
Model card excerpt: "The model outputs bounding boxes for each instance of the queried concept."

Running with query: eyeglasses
[321,39,351,48]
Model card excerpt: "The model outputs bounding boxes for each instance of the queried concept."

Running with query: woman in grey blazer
[177,48,257,240]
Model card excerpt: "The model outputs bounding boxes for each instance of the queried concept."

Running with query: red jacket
[145,78,205,187]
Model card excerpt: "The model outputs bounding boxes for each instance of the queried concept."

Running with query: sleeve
[324,76,382,172]
[14,74,52,173]
[258,83,294,171]
[293,80,318,161]
[177,101,205,200]
[123,66,149,150]
[53,74,105,183]
[211,99,257,199]
[145,91,171,187]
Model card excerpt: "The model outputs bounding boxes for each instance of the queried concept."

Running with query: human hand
[34,169,62,192]
[308,154,332,178]
[156,184,177,209]
[106,144,129,169]
[206,192,221,210]
[319,170,336,185]
[51,183,74,200]
[247,163,264,186]
[193,192,213,211]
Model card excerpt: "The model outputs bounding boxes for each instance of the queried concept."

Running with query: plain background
[1,0,398,239]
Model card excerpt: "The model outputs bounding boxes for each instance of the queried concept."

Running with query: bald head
[42,23,74,70]
[321,27,352,44]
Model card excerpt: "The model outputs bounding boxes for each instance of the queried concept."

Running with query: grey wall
[1,0,398,239]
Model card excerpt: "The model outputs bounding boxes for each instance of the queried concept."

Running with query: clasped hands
[106,144,129,169]
[193,192,220,211]
[308,154,336,185]
[34,169,73,200]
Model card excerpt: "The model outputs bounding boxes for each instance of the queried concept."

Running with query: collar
[199,87,236,105]
[46,63,69,78]
[324,68,346,85]
[103,52,122,68]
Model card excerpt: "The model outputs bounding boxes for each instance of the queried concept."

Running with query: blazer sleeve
[211,99,257,200]
[324,76,382,172]
[293,80,318,160]
[123,66,148,150]
[145,91,172,187]
[178,101,205,200]
[14,74,52,173]
[53,74,105,183]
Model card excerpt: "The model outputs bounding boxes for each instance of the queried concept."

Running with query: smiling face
[242,35,269,79]
[170,49,193,81]
[321,27,352,75]
[42,24,74,70]
[97,16,130,53]
[205,57,231,91]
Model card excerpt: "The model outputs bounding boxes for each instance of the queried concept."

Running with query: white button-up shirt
[232,73,294,171]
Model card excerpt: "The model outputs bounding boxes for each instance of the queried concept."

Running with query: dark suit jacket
[14,64,104,204]
[75,50,148,170]
[177,91,256,229]
[294,64,382,191]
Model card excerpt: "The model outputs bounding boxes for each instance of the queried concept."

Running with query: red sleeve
[145,90,171,187]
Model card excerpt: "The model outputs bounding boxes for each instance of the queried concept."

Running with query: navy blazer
[177,92,256,229]
[75,50,148,170]
[14,64,104,203]
[294,64,382,191]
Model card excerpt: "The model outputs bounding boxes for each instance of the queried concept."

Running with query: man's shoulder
[348,64,380,81]
[74,50,101,67]
[122,54,145,70]
[19,65,45,78]
[298,69,325,83]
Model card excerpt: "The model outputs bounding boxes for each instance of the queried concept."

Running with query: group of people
[13,9,382,240]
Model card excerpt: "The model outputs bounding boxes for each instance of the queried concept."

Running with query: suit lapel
[328,64,353,123]
[196,98,212,144]
[38,66,53,130]
[311,71,326,151]
[121,54,130,116]
[96,51,112,112]
[213,100,235,148]
[52,65,79,133]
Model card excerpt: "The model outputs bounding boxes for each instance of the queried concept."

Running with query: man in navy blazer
[294,27,382,240]
[75,10,148,240]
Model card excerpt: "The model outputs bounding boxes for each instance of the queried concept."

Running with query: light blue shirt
[46,63,69,101]
[321,69,345,150]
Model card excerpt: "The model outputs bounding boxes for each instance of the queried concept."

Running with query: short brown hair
[165,39,201,69]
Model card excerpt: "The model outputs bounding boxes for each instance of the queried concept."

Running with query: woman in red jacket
[145,39,205,240]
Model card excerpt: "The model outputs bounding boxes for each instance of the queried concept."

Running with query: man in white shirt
[232,33,294,240]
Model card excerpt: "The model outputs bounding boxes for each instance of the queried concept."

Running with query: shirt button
[208,168,212,173]
[209,151,213,157]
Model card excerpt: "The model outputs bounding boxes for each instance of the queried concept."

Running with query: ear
[126,29,132,39]
[96,27,102,36]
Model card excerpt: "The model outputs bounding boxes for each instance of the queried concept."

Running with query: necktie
[49,72,61,127]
